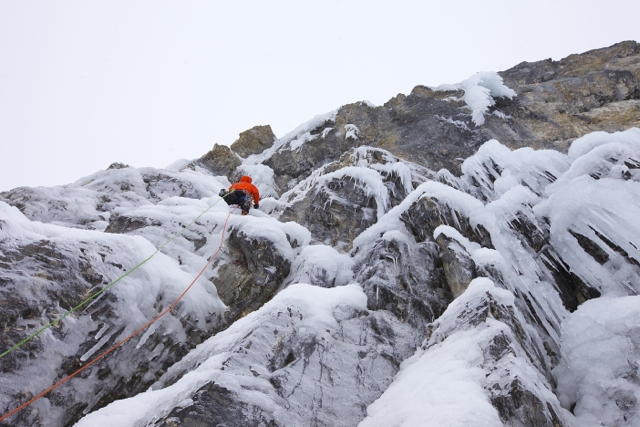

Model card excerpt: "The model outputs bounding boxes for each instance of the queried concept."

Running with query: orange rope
[0,208,237,423]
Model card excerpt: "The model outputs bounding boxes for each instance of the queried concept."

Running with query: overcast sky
[1,1,638,191]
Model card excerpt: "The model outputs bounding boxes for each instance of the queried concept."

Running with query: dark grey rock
[435,233,477,298]
[354,234,452,330]
[212,226,292,322]
[400,194,493,248]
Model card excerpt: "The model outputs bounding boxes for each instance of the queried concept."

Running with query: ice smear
[73,284,368,427]
[436,115,471,131]
[460,139,569,201]
[353,179,485,253]
[342,146,430,195]
[536,128,640,296]
[316,167,390,218]
[436,71,516,125]
[287,244,354,288]
[289,131,318,150]
[554,296,640,427]
[359,279,507,427]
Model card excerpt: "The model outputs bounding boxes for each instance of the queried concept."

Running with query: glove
[254,204,259,209]
[219,189,228,197]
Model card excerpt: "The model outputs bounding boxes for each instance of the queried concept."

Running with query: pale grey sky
[1,0,638,191]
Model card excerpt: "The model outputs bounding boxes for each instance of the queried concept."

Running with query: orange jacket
[229,175,260,203]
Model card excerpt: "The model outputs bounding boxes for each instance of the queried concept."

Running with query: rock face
[494,40,640,148]
[262,40,640,184]
[230,125,276,158]
[192,143,242,176]
[212,224,294,321]
[2,41,640,427]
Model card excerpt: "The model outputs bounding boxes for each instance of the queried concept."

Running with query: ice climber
[219,175,260,215]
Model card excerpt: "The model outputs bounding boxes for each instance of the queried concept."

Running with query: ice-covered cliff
[2,41,640,427]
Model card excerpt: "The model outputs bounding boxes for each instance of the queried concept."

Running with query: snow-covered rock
[2,41,640,427]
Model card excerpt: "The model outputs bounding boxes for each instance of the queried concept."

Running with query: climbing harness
[0,199,237,423]
[0,195,227,362]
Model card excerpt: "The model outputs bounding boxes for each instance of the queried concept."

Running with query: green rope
[0,195,228,360]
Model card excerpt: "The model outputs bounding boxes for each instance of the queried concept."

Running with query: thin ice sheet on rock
[0,201,226,425]
[536,128,640,296]
[352,179,486,254]
[286,244,354,288]
[235,163,279,198]
[460,139,570,201]
[73,283,416,427]
[359,279,508,427]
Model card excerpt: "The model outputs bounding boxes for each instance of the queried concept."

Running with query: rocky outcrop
[435,232,477,298]
[354,233,452,330]
[0,214,225,427]
[262,40,640,191]
[91,285,419,427]
[230,125,276,158]
[212,225,293,321]
[424,280,568,427]
[192,143,242,177]
[278,147,430,250]
[488,40,640,151]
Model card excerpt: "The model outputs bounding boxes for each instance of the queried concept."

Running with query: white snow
[321,127,334,138]
[344,124,362,140]
[316,166,390,218]
[353,179,485,253]
[288,131,318,150]
[4,107,640,427]
[436,71,516,125]
[536,128,640,296]
[164,158,193,171]
[554,296,640,427]
[567,128,640,160]
[226,214,310,263]
[359,279,509,427]
[245,109,338,163]
[287,244,354,287]
[359,328,503,427]
[73,284,368,427]
[460,138,569,200]
[0,197,228,420]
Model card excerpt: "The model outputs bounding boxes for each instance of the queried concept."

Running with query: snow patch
[554,296,640,427]
[344,124,362,140]
[437,71,516,125]
[287,245,354,288]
